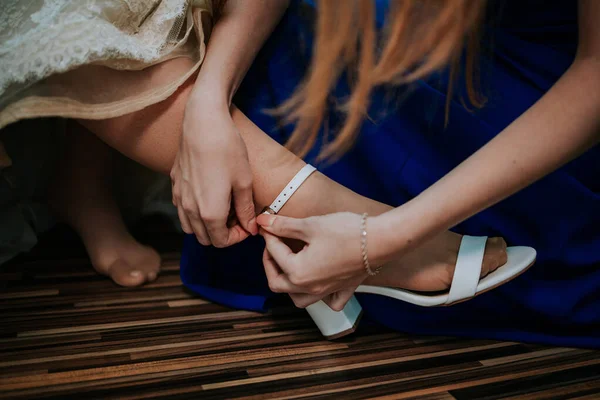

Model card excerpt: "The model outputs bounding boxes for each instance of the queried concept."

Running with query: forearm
[191,0,290,104]
[375,58,600,261]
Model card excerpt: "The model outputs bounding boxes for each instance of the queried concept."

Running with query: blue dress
[181,0,600,348]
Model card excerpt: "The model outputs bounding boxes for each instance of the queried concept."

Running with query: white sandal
[265,164,537,339]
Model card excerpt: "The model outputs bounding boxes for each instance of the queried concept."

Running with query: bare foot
[85,232,161,287]
[49,121,161,287]
[365,232,508,292]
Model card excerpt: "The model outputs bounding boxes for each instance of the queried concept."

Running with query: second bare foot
[88,235,161,287]
[49,120,161,288]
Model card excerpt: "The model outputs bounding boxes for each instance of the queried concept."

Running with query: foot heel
[305,296,363,339]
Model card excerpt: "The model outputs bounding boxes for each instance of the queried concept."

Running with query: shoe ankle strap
[262,164,316,215]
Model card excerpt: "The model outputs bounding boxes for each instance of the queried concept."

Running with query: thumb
[256,214,310,241]
[233,184,258,235]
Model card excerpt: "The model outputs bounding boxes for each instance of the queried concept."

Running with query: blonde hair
[281,0,487,161]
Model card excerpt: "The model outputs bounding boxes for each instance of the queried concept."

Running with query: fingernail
[130,270,142,278]
[249,218,259,235]
[257,214,275,227]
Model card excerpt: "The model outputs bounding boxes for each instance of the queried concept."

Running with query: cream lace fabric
[0,0,213,132]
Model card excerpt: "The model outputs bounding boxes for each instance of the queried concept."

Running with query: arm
[371,0,600,263]
[173,0,290,248]
[190,0,290,105]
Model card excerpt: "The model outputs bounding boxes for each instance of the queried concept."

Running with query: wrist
[184,90,230,126]
[189,79,231,108]
[368,197,445,268]
[366,213,398,268]
[367,204,425,267]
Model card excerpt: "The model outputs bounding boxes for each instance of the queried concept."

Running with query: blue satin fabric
[181,1,600,348]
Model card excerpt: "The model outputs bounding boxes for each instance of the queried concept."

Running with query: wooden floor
[2,226,600,399]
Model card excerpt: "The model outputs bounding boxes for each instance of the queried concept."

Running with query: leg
[80,59,505,292]
[48,121,160,287]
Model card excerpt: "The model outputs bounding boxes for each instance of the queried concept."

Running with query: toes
[482,237,508,277]
[88,238,161,287]
[138,246,161,282]
[100,245,161,287]
[147,271,158,282]
[106,260,147,287]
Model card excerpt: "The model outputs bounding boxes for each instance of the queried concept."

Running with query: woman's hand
[257,212,392,310]
[171,97,258,247]
[167,0,289,247]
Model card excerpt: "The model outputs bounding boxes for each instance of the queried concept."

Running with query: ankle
[252,152,306,212]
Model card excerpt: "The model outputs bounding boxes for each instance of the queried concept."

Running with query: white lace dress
[0,0,213,130]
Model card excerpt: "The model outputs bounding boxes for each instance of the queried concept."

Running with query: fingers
[233,182,258,236]
[323,287,356,311]
[172,179,193,235]
[256,214,310,241]
[289,293,323,309]
[223,225,251,247]
[262,248,300,293]
[179,183,212,245]
[263,248,319,309]
[262,243,355,310]
[172,174,208,243]
[203,212,231,248]
[176,204,193,234]
[204,209,255,248]
[263,247,322,309]
[187,213,211,246]
[175,189,250,247]
[262,232,297,275]
[194,189,237,248]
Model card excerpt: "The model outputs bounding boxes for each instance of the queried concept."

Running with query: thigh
[80,58,196,175]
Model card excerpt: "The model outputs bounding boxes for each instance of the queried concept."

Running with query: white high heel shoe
[265,164,537,340]
[306,237,536,338]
